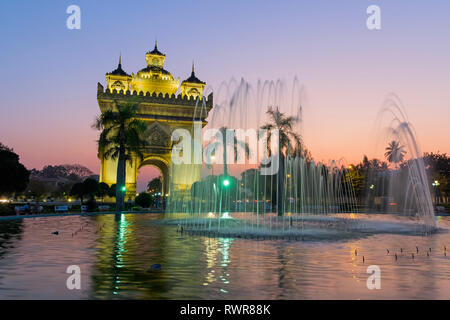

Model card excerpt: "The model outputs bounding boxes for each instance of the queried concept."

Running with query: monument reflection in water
[0,213,449,299]
[165,79,436,239]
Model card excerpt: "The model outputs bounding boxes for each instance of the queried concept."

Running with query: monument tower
[97,42,213,199]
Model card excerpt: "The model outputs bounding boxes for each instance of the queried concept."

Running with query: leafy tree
[69,179,98,204]
[108,184,117,198]
[147,176,162,193]
[423,152,450,197]
[0,143,30,196]
[27,164,94,201]
[82,178,99,199]
[39,165,68,179]
[260,106,302,216]
[31,164,93,182]
[97,182,110,203]
[26,179,49,201]
[135,192,153,208]
[70,182,85,203]
[61,164,94,178]
[49,182,72,200]
[93,100,148,213]
[345,156,391,204]
[344,164,365,199]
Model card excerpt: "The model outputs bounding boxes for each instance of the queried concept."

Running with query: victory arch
[97,42,213,200]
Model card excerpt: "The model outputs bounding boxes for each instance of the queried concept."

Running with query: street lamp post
[432,180,440,204]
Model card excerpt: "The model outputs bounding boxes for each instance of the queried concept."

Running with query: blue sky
[0,0,449,177]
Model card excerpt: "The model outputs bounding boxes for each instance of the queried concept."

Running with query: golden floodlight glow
[98,44,212,200]
[222,212,231,219]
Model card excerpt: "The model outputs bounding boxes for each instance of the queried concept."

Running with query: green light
[121,186,126,192]
[370,184,375,189]
[223,179,230,187]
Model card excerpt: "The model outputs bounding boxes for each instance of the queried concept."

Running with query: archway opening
[136,165,161,193]
[135,157,170,209]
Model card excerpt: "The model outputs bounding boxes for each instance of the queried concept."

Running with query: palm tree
[208,127,250,177]
[93,101,147,213]
[384,140,406,169]
[260,106,302,216]
[205,127,250,213]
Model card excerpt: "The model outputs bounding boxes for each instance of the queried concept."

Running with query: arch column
[99,156,138,201]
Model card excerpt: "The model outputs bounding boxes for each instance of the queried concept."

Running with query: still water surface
[0,213,449,299]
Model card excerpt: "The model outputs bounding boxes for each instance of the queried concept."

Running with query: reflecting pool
[0,213,449,299]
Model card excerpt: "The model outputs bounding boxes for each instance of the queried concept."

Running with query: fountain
[161,81,436,239]
[365,93,436,229]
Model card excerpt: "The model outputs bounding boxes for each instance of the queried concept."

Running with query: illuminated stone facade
[97,43,212,199]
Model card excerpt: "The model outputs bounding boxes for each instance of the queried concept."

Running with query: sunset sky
[1,0,449,190]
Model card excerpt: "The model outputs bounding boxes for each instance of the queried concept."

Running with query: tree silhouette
[93,100,147,212]
[384,140,406,168]
[260,106,301,216]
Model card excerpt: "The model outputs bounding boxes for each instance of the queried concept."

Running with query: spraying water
[366,93,436,230]
[163,82,436,239]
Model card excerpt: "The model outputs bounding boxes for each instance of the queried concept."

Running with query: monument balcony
[97,82,213,108]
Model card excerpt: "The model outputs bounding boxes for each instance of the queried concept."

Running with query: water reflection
[218,238,233,294]
[0,220,23,287]
[0,214,448,299]
[202,237,234,295]
[91,214,174,299]
[0,220,23,255]
[203,238,218,285]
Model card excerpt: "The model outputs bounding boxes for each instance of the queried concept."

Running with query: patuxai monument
[2,1,450,304]
[97,41,213,200]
